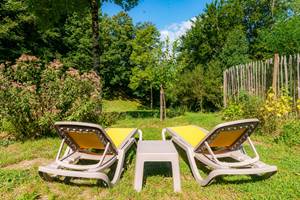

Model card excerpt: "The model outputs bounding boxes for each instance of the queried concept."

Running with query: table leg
[172,157,181,192]
[134,157,144,192]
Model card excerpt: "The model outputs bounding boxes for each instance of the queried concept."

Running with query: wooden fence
[223,53,300,107]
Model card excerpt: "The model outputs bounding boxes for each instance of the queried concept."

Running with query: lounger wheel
[38,171,56,182]
[96,179,111,187]
[63,176,72,183]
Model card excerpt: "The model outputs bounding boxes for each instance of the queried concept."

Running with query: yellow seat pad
[169,125,207,148]
[68,131,105,149]
[106,128,135,148]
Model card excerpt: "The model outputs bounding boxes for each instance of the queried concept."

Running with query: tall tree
[27,0,139,72]
[100,12,135,96]
[129,23,161,103]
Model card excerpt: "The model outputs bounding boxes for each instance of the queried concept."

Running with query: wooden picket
[223,53,300,108]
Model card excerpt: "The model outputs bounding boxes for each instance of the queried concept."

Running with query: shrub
[222,103,244,120]
[275,120,300,146]
[259,89,292,135]
[0,55,102,140]
[223,90,295,136]
[222,92,263,120]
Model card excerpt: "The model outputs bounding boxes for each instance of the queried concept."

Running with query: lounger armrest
[137,129,143,141]
[204,137,260,167]
[162,128,167,140]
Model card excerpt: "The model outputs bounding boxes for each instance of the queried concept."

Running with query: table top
[137,140,177,154]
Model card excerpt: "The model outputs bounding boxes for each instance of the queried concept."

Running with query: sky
[102,0,212,42]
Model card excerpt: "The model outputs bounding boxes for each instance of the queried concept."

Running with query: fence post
[297,54,300,116]
[223,70,227,107]
[273,53,279,97]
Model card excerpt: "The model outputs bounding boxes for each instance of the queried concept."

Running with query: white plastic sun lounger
[38,121,142,187]
[162,119,277,186]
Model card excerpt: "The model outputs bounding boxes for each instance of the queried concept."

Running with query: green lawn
[0,112,299,200]
[103,99,143,112]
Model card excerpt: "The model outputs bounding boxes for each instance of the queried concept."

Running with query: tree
[129,23,161,106]
[0,0,63,63]
[256,16,300,57]
[177,0,245,110]
[63,11,93,71]
[27,0,139,72]
[100,12,135,96]
[219,25,250,67]
[130,25,181,119]
[176,0,295,110]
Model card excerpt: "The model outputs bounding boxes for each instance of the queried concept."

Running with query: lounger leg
[171,159,181,192]
[111,150,125,185]
[186,149,206,185]
[111,138,135,185]
[134,157,144,192]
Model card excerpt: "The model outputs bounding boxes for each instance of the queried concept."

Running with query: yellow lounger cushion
[106,128,135,148]
[68,131,105,149]
[210,128,246,147]
[169,125,206,148]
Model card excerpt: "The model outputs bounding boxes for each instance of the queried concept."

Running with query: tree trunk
[91,0,100,72]
[160,85,163,121]
[163,87,166,119]
[150,85,153,110]
[160,84,166,121]
[273,53,279,97]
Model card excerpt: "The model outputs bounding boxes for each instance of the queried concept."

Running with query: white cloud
[160,17,196,43]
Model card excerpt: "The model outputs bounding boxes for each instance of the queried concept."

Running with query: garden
[1,0,300,199]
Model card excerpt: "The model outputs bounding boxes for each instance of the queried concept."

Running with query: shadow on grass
[172,142,276,186]
[48,144,138,188]
[215,173,276,185]
[141,162,173,187]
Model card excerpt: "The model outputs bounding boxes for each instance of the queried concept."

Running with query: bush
[223,90,295,136]
[222,92,263,120]
[259,89,292,135]
[222,103,244,120]
[275,120,300,146]
[0,54,102,140]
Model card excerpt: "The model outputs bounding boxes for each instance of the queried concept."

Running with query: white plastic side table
[134,140,181,192]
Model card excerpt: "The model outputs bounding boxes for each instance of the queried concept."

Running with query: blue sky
[102,0,212,41]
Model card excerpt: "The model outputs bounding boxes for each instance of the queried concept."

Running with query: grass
[103,99,143,112]
[0,111,299,199]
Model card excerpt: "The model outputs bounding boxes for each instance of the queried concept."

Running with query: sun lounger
[38,121,142,187]
[162,119,277,186]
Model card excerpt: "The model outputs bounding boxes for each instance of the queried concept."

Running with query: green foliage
[100,12,135,96]
[129,23,161,97]
[259,89,293,135]
[275,120,300,146]
[63,11,136,96]
[0,0,37,62]
[223,89,297,138]
[27,0,139,28]
[167,65,205,111]
[219,26,250,67]
[222,103,244,120]
[177,1,242,110]
[177,0,296,110]
[256,16,300,57]
[222,93,263,120]
[1,0,299,115]
[63,11,93,71]
[130,25,182,107]
[0,55,102,139]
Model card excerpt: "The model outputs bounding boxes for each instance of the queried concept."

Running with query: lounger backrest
[54,121,117,154]
[194,119,259,153]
